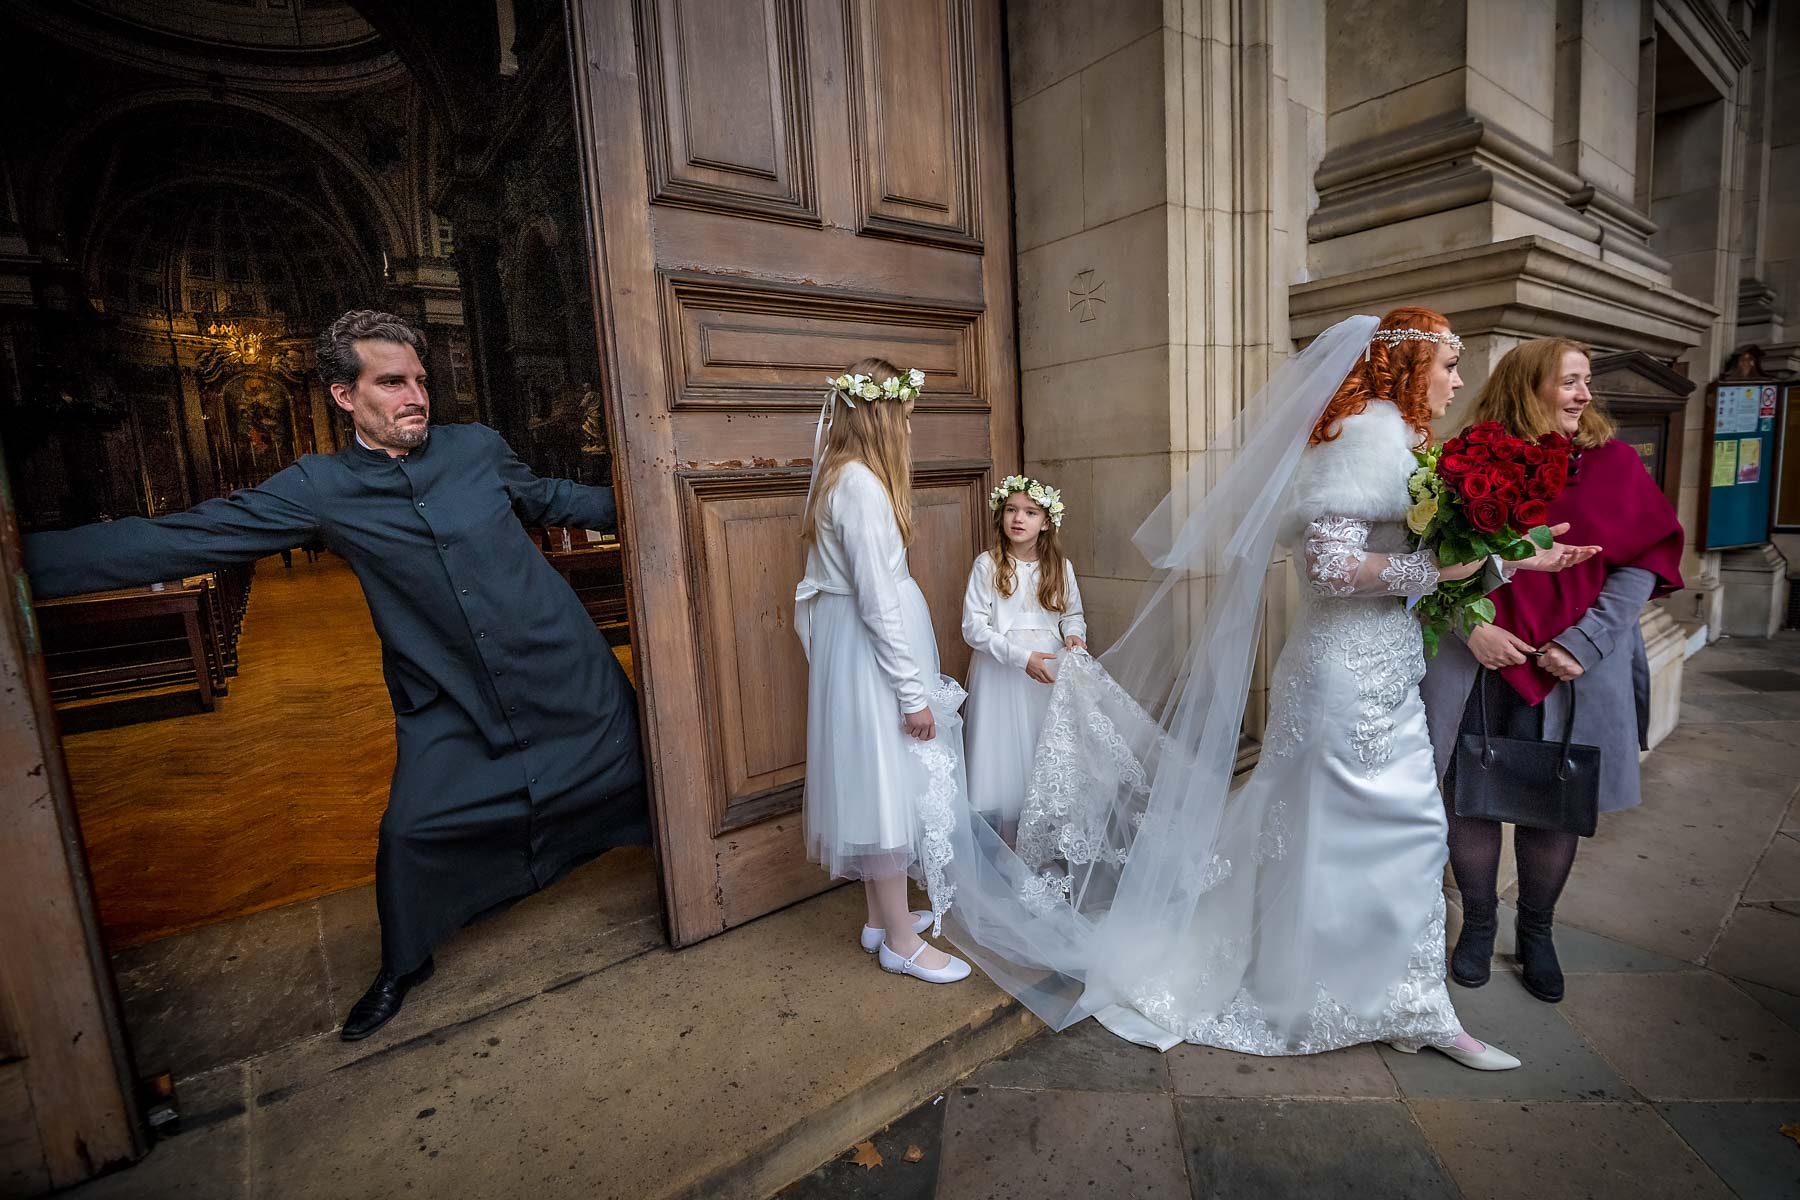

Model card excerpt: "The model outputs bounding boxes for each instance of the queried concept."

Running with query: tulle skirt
[801,584,967,924]
[964,629,1063,823]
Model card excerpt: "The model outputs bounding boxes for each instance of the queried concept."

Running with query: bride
[941,309,1596,1068]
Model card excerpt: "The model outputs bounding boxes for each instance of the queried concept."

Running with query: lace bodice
[1266,516,1432,775]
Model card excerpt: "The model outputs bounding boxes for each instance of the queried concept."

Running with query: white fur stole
[1280,400,1421,540]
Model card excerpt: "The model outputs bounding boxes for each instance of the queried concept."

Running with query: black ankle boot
[1514,904,1564,1003]
[341,957,435,1041]
[1450,897,1497,987]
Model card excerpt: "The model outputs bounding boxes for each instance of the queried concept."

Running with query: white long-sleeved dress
[1095,400,1468,1053]
[795,462,966,924]
[961,553,1087,824]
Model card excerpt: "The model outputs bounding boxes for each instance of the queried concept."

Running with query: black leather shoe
[1450,897,1497,988]
[340,957,435,1041]
[1515,903,1564,1003]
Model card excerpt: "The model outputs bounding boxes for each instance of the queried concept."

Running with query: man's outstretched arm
[24,464,321,599]
[491,428,616,533]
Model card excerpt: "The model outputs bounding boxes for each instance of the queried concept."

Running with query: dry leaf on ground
[903,1145,925,1163]
[849,1141,883,1169]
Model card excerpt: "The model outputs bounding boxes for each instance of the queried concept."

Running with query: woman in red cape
[1420,338,1685,1005]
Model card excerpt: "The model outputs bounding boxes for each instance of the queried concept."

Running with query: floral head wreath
[823,367,926,407]
[989,474,1066,527]
[803,366,929,521]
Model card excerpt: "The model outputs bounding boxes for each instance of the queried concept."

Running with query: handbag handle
[1473,666,1579,778]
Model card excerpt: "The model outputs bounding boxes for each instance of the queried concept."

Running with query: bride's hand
[1516,523,1601,572]
[901,707,936,741]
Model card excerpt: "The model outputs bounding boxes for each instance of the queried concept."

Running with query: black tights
[1445,799,1580,912]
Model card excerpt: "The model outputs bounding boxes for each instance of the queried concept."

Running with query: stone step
[75,857,1037,1200]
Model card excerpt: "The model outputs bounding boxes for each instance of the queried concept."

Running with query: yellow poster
[1738,437,1761,484]
[1712,438,1737,487]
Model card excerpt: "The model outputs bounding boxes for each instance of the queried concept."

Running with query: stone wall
[1007,0,1782,744]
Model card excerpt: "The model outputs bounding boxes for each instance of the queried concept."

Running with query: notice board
[1701,380,1782,550]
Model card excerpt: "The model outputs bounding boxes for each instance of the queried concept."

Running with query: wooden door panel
[572,0,1015,945]
[661,272,986,410]
[638,0,818,221]
[910,466,987,682]
[684,470,811,831]
[846,0,980,247]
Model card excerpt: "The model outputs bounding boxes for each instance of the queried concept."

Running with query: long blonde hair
[800,356,914,544]
[1464,337,1615,449]
[989,492,1070,613]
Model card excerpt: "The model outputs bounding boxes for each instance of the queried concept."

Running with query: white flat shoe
[1388,1039,1521,1071]
[878,939,971,984]
[860,911,932,953]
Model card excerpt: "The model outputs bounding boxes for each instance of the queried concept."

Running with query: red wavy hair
[1308,306,1453,447]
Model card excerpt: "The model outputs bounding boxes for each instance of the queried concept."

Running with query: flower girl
[960,475,1086,840]
[794,357,971,984]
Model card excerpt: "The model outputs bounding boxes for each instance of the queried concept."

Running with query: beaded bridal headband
[1369,327,1463,352]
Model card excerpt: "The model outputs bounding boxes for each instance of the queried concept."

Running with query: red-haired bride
[942,310,1597,1069]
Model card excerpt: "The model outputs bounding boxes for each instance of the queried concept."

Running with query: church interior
[0,0,650,1083]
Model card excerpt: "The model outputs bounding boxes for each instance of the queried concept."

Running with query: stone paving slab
[1178,1098,1457,1199]
[112,897,339,1079]
[1558,970,1800,1100]
[936,1088,1190,1200]
[1737,979,1800,1032]
[967,1013,1170,1093]
[1491,902,1697,970]
[1378,974,1632,1102]
[777,1097,948,1200]
[1710,904,1800,995]
[1553,748,1795,961]
[1654,1101,1800,1200]
[1409,1101,1735,1200]
[1167,1042,1397,1099]
[1742,833,1800,901]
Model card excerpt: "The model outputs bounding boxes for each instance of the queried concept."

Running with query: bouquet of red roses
[1405,421,1573,655]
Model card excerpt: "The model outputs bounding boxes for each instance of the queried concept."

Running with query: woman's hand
[1516,522,1602,573]
[1438,558,1486,583]
[1025,650,1057,685]
[1536,642,1585,681]
[1466,621,1535,669]
[1063,634,1088,652]
[902,707,936,741]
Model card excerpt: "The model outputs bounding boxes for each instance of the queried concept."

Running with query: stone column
[1009,0,1309,665]
[1009,0,1175,645]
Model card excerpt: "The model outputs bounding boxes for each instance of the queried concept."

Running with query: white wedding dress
[1088,400,1464,1052]
[938,316,1468,1055]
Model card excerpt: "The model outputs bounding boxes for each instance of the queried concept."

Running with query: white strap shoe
[1388,1038,1521,1071]
[860,910,932,954]
[878,939,971,984]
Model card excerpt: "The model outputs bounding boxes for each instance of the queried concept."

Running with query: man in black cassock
[25,310,649,1039]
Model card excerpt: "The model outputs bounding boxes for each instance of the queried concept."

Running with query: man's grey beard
[378,416,430,449]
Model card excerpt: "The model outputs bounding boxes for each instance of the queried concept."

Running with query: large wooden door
[568,0,1018,944]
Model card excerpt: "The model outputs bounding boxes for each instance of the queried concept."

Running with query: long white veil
[940,314,1381,1038]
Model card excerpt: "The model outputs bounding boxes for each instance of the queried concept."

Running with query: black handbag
[1452,668,1601,837]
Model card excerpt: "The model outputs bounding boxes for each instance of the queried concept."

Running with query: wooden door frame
[0,443,143,1191]
[566,0,706,944]
[563,0,1019,946]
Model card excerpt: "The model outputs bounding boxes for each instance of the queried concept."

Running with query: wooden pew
[35,581,219,711]
[539,528,628,646]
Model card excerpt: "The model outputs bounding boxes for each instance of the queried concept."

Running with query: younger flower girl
[961,475,1086,841]
[794,357,971,984]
